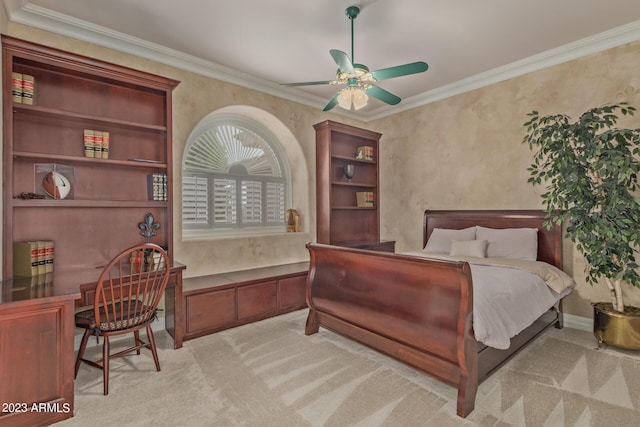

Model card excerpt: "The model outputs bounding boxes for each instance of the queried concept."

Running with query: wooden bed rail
[305,243,478,417]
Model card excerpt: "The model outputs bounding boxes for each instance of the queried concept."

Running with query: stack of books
[130,248,166,273]
[83,129,110,159]
[13,240,54,277]
[356,145,374,161]
[147,173,168,201]
[356,191,374,207]
[11,72,35,104]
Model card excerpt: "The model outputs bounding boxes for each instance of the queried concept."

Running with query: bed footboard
[305,243,478,417]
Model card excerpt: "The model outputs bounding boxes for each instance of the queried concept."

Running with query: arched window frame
[182,113,292,239]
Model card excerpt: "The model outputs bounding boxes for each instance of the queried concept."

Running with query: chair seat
[75,301,154,332]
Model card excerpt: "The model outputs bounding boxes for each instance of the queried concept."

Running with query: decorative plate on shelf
[42,171,71,199]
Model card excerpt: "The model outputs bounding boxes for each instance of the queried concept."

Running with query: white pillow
[424,227,476,254]
[449,240,487,258]
[475,226,538,261]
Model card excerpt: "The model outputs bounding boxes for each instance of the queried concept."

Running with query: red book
[94,131,104,159]
[84,129,95,158]
[101,131,110,159]
[11,72,23,103]
[22,74,34,105]
[43,240,54,273]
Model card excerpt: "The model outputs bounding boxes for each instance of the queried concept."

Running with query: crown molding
[2,0,363,122]
[5,1,640,122]
[365,19,640,121]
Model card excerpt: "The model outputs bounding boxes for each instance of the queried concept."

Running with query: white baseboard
[563,313,592,332]
[73,317,167,351]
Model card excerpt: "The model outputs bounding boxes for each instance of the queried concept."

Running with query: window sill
[182,228,310,242]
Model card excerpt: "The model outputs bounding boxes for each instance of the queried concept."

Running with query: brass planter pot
[593,302,640,350]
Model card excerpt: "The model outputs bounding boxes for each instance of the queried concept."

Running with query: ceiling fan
[281,5,429,111]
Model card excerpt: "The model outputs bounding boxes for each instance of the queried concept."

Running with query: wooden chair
[74,243,171,395]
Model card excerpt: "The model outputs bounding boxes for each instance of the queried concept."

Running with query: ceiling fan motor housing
[345,6,360,20]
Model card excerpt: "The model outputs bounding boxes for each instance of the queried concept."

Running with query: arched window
[182,115,290,236]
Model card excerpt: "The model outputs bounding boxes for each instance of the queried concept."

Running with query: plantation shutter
[266,182,285,223]
[213,178,237,225]
[182,121,289,232]
[241,180,262,223]
[182,175,209,224]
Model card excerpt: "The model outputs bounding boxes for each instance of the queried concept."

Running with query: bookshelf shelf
[2,35,179,277]
[12,199,167,208]
[13,104,168,133]
[331,206,377,210]
[330,154,376,164]
[12,151,168,169]
[331,181,377,189]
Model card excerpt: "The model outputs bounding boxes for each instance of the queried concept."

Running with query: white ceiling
[5,0,640,121]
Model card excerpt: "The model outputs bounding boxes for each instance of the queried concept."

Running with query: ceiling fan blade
[366,86,401,105]
[330,49,354,73]
[281,80,334,87]
[371,62,428,81]
[323,93,340,111]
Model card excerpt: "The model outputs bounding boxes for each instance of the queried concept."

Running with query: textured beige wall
[371,40,640,317]
[2,22,640,318]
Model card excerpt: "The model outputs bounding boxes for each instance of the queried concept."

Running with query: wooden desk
[0,276,79,426]
[0,262,186,427]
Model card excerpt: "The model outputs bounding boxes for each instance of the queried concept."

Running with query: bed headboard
[423,210,562,268]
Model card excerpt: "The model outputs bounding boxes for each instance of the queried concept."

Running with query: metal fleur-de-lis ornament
[138,213,160,242]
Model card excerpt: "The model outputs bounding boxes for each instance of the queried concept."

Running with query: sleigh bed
[304,210,575,417]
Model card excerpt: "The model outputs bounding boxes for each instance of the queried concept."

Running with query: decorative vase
[285,209,300,232]
[344,164,355,181]
[593,302,640,350]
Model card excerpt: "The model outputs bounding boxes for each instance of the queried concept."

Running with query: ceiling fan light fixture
[337,88,352,109]
[352,88,368,110]
[337,87,368,110]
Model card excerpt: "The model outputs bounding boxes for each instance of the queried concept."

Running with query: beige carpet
[59,310,640,426]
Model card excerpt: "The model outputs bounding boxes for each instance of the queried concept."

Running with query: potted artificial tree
[522,102,640,350]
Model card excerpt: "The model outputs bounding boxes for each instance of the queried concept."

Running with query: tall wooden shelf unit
[1,36,180,426]
[2,36,180,276]
[314,120,394,252]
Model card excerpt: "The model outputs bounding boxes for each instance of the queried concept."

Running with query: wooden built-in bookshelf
[2,35,180,276]
[314,120,394,252]
[0,36,182,427]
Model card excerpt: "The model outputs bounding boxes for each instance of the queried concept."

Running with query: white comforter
[402,252,576,349]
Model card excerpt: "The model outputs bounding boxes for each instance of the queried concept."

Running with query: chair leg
[146,325,161,371]
[103,336,110,395]
[134,330,141,355]
[74,329,91,378]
